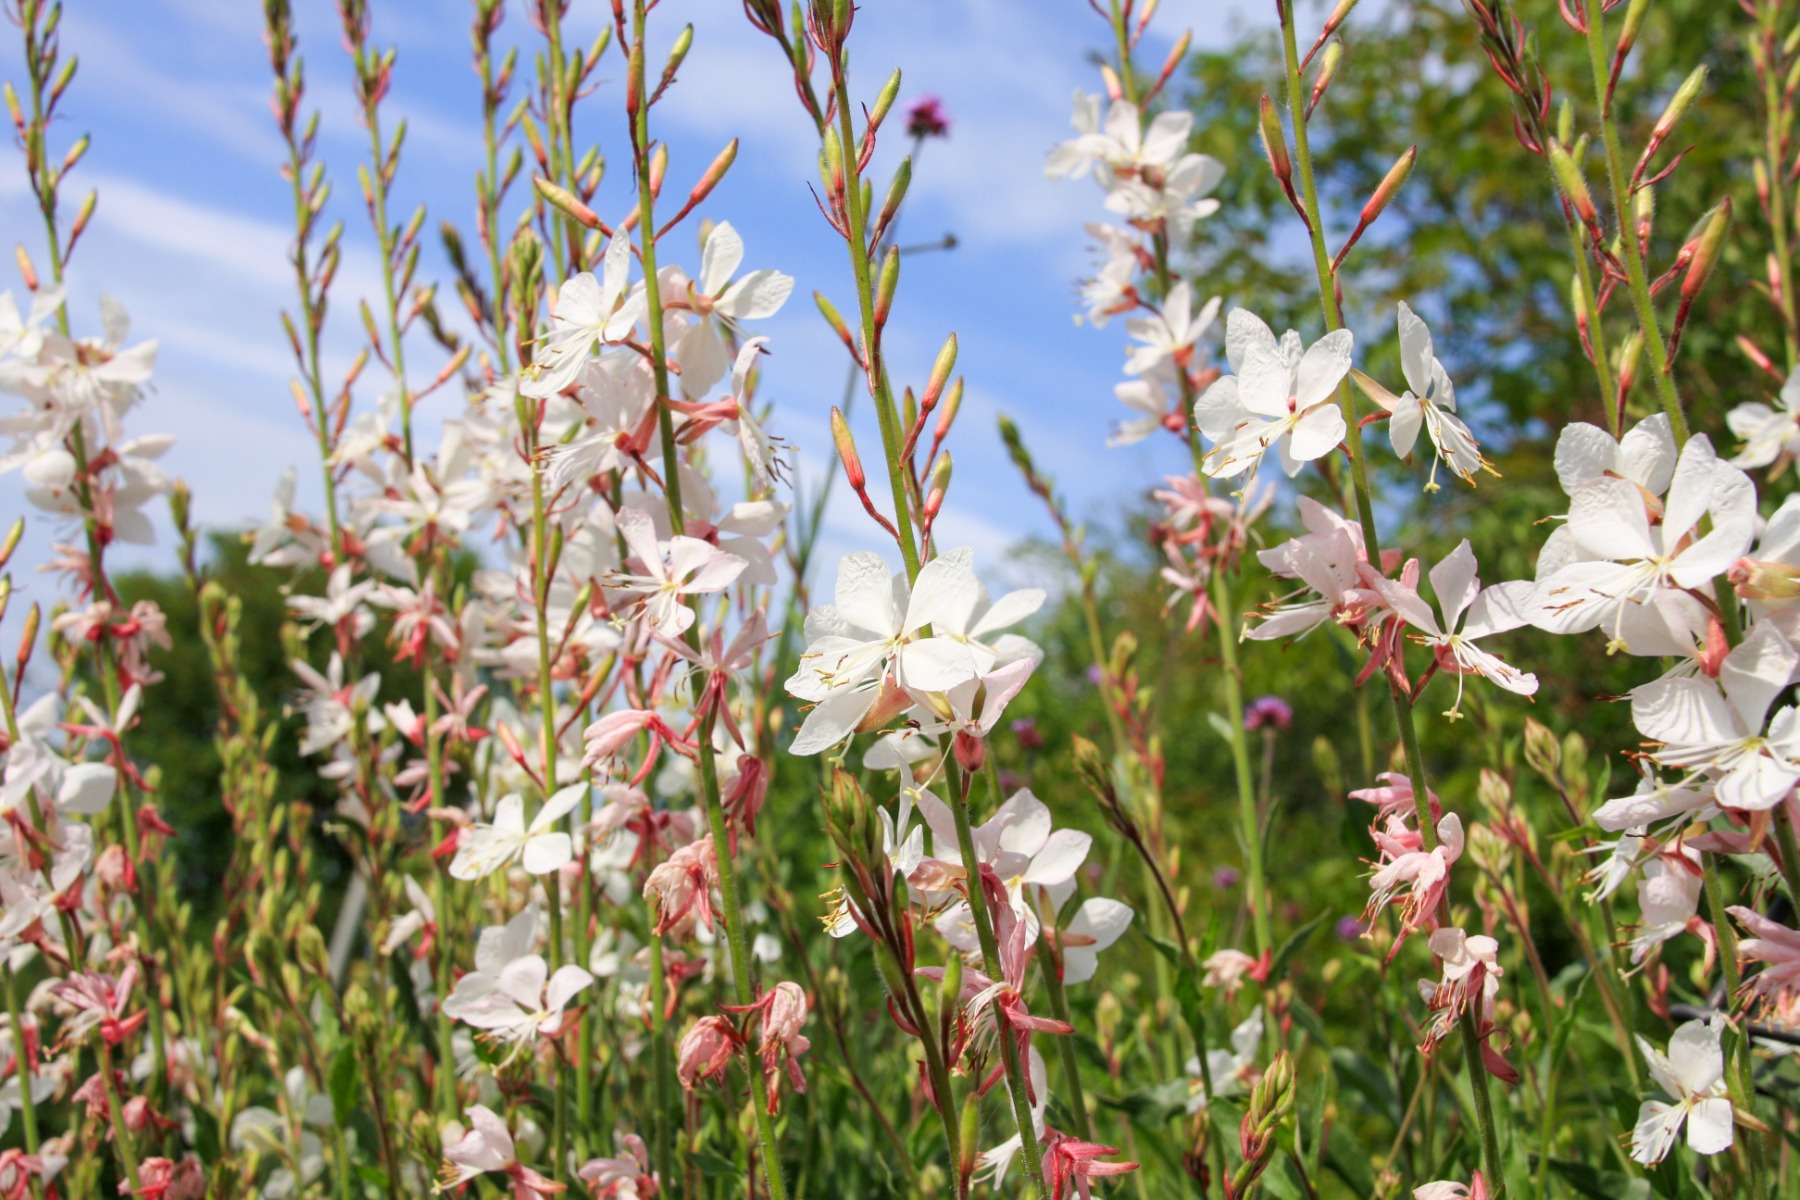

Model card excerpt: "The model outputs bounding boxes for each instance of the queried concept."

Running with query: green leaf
[692,1150,741,1178]
[328,1041,358,1126]
[1268,910,1329,985]
[1325,1124,1376,1196]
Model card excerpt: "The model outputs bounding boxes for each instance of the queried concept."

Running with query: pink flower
[1729,905,1800,1007]
[1364,813,1464,953]
[905,96,951,139]
[723,981,812,1112]
[1043,1129,1138,1199]
[438,1105,567,1198]
[577,1134,658,1198]
[643,837,718,938]
[676,1015,741,1091]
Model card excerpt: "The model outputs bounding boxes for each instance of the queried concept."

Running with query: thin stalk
[1210,572,1269,955]
[1778,805,1800,916]
[1701,858,1768,1190]
[2,968,44,1200]
[1580,0,1688,443]
[1274,2,1509,1190]
[627,7,789,1194]
[828,71,921,580]
[947,758,1050,1199]
[1038,956,1093,1142]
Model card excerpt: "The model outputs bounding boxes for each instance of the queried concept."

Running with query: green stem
[1580,0,1688,444]
[947,758,1050,1199]
[1210,573,1269,955]
[1700,859,1767,1190]
[627,7,789,1194]
[2,969,43,1200]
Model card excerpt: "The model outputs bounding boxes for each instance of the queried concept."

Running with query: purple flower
[1212,867,1240,890]
[1335,916,1365,941]
[1011,717,1045,751]
[1243,695,1293,732]
[905,96,951,139]
[1086,664,1105,687]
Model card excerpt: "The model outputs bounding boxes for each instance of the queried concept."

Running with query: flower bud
[870,68,902,132]
[532,176,602,230]
[16,603,38,671]
[1652,65,1707,147]
[1729,557,1800,601]
[934,377,963,444]
[874,156,911,240]
[814,290,856,356]
[1548,139,1596,225]
[830,407,865,490]
[1681,197,1731,303]
[1258,94,1290,183]
[1521,716,1560,778]
[922,333,957,411]
[873,246,899,328]
[0,517,22,571]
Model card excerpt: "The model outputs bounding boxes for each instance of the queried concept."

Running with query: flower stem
[947,758,1050,1199]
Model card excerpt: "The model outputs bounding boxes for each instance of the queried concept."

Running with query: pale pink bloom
[1194,310,1351,479]
[437,1105,567,1197]
[1416,927,1501,1049]
[1043,1129,1139,1200]
[643,837,718,938]
[576,1133,657,1198]
[1631,1019,1733,1165]
[1592,773,1712,834]
[676,1015,740,1090]
[1349,773,1441,826]
[287,564,375,637]
[1630,621,1800,811]
[1414,1174,1488,1200]
[1377,540,1536,716]
[606,508,746,637]
[1627,850,1703,965]
[545,350,658,492]
[1364,813,1464,947]
[1729,905,1800,1007]
[1110,372,1178,446]
[449,784,586,881]
[521,233,642,399]
[726,981,811,1109]
[1201,949,1259,999]
[441,954,592,1055]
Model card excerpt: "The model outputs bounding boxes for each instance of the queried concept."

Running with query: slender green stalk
[626,7,789,1194]
[3,968,44,1200]
[1274,3,1509,1190]
[1579,0,1688,444]
[947,758,1050,1199]
[1210,573,1269,955]
[1700,860,1767,1189]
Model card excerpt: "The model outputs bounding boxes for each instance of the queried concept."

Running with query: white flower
[1194,310,1351,479]
[1377,540,1536,715]
[1626,851,1702,964]
[1356,302,1489,487]
[1059,898,1133,985]
[1123,283,1220,376]
[1630,1019,1733,1165]
[605,507,747,635]
[1185,1007,1262,1112]
[1532,434,1754,644]
[441,952,593,1053]
[1629,622,1800,811]
[784,550,985,756]
[915,787,1091,949]
[673,222,794,395]
[521,233,643,399]
[1727,371,1800,469]
[449,784,586,881]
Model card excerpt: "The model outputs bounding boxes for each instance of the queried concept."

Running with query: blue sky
[0,0,1273,611]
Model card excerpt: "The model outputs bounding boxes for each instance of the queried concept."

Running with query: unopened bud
[873,246,899,328]
[1099,62,1123,102]
[1548,139,1596,224]
[958,1090,981,1176]
[870,68,902,131]
[1653,65,1707,146]
[934,378,963,443]
[815,291,855,354]
[1309,41,1342,115]
[13,244,36,292]
[17,603,39,668]
[1522,717,1561,778]
[1258,95,1290,183]
[648,142,668,197]
[922,333,957,409]
[664,24,693,80]
[874,156,911,238]
[924,452,952,522]
[1729,557,1800,601]
[1556,98,1575,147]
[830,407,865,489]
[0,518,21,571]
[533,176,602,229]
[68,190,97,246]
[939,952,963,1017]
[821,126,845,195]
[1361,145,1414,227]
[1681,197,1731,301]
[685,138,738,212]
